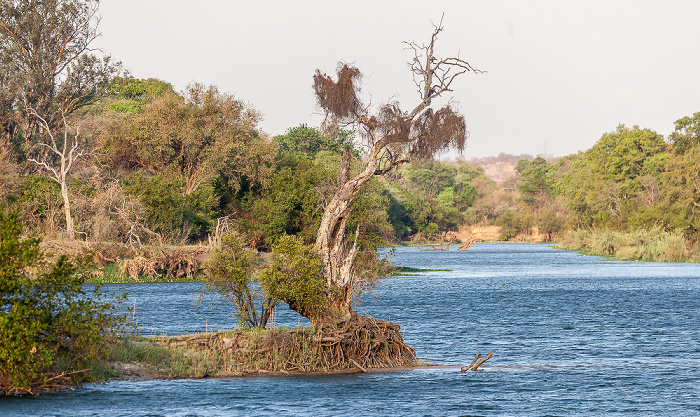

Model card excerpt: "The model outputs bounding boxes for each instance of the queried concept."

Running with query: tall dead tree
[313,19,481,321]
[26,107,94,240]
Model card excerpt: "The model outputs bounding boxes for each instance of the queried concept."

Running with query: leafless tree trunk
[312,17,482,321]
[26,106,94,240]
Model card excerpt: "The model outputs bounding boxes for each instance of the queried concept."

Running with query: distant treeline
[2,73,699,251]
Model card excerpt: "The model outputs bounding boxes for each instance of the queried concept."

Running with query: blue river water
[3,243,699,416]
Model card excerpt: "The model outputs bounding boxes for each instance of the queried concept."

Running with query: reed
[559,227,699,262]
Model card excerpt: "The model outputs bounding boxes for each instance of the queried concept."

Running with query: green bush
[12,175,63,235]
[559,227,697,262]
[0,211,127,395]
[124,173,216,243]
[260,235,327,321]
[204,233,277,328]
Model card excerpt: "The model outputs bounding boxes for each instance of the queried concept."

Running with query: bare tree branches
[25,104,96,240]
[311,19,481,321]
[403,15,484,119]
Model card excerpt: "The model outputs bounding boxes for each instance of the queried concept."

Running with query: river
[3,243,699,416]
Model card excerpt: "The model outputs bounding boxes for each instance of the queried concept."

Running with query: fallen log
[460,351,494,371]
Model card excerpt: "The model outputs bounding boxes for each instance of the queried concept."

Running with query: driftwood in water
[460,351,494,372]
[458,236,477,251]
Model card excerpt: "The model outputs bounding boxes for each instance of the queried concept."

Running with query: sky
[95,0,700,159]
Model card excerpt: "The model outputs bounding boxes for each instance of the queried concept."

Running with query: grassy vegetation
[559,227,700,262]
[389,266,452,276]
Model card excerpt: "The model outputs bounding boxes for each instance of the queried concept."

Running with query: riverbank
[559,227,700,262]
[101,317,421,381]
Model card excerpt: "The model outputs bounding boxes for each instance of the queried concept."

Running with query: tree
[26,108,93,239]
[658,146,700,238]
[204,233,277,328]
[0,210,126,395]
[308,19,480,323]
[0,0,121,152]
[104,83,276,196]
[668,112,700,155]
[560,125,665,227]
[273,124,352,159]
[516,156,555,214]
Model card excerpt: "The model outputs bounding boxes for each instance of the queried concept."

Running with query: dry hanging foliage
[313,64,363,122]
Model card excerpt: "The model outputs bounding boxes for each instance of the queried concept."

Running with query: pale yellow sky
[96,0,700,158]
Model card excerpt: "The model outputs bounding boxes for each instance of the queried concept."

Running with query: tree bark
[60,180,75,240]
[314,145,382,320]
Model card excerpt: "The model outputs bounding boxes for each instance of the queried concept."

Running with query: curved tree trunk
[314,145,382,322]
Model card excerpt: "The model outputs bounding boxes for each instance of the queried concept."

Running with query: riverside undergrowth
[559,227,700,262]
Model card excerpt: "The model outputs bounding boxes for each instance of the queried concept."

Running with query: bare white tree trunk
[60,180,75,240]
[26,106,93,241]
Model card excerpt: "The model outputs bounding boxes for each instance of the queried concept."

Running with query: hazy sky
[96,0,700,158]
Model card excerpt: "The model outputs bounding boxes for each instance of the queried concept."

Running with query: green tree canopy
[668,112,700,155]
[103,83,276,195]
[516,156,556,210]
[560,125,665,227]
[0,0,121,152]
[273,124,354,159]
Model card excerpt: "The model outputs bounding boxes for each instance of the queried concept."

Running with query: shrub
[203,233,277,328]
[124,173,216,243]
[0,211,127,395]
[260,235,327,321]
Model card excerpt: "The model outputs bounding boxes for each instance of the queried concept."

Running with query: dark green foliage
[0,211,126,395]
[495,210,530,241]
[536,209,565,242]
[273,124,353,159]
[669,112,700,155]
[404,160,456,198]
[238,157,328,249]
[124,173,216,242]
[455,183,478,210]
[658,145,700,240]
[12,175,63,233]
[260,235,327,321]
[204,233,277,328]
[560,125,665,228]
[517,157,556,208]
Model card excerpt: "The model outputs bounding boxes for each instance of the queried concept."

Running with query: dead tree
[458,236,477,251]
[312,18,481,322]
[26,107,94,240]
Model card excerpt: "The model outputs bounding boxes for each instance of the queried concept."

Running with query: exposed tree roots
[154,315,417,375]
